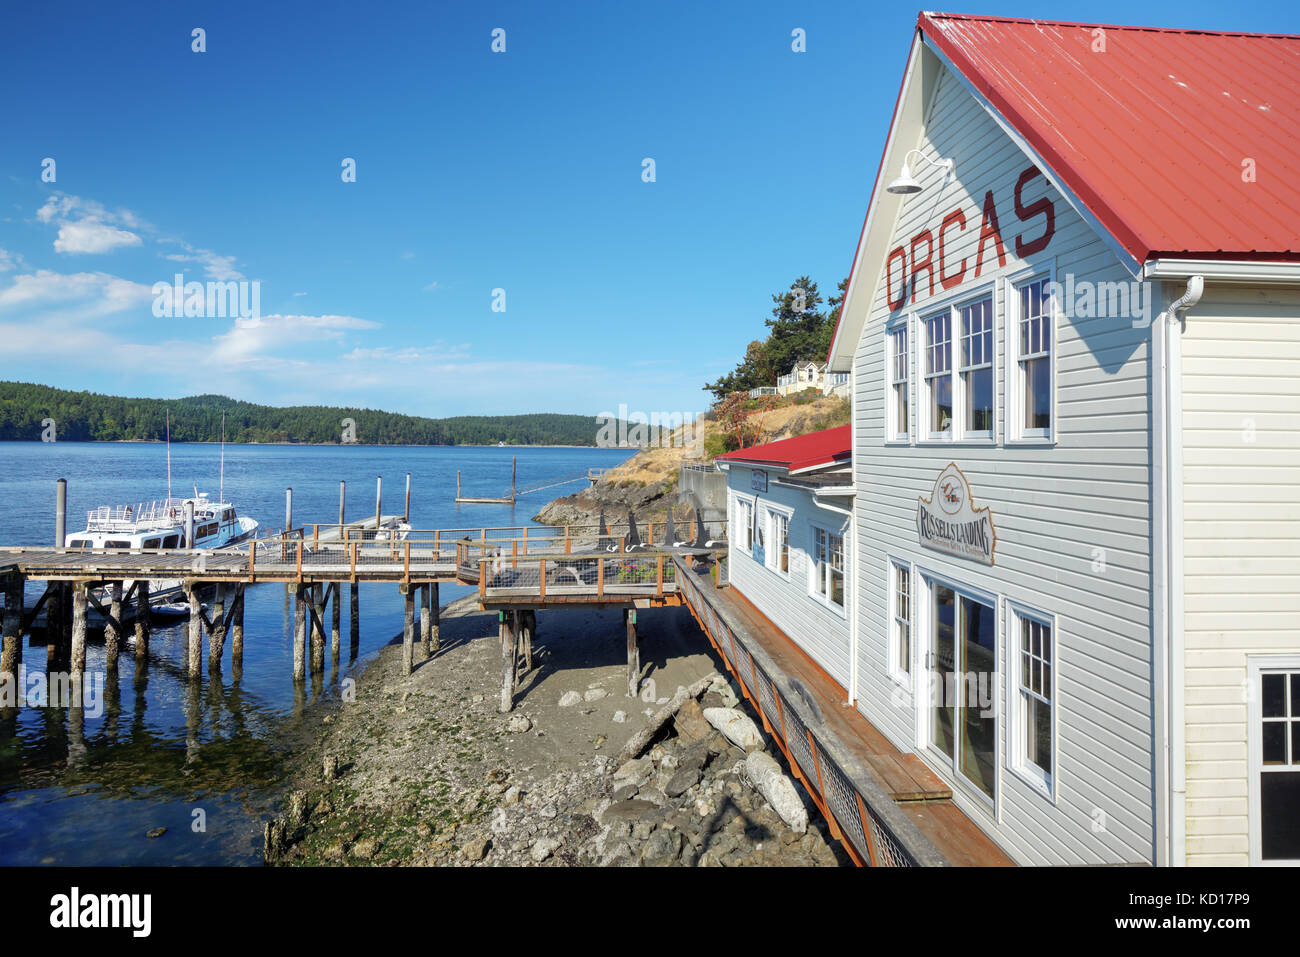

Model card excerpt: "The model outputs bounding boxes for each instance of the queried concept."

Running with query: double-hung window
[890,561,912,682]
[1011,606,1054,796]
[1011,276,1053,441]
[923,311,953,438]
[765,508,789,576]
[733,495,753,553]
[1250,659,1300,864]
[923,291,995,440]
[959,297,994,438]
[811,526,846,610]
[888,322,910,441]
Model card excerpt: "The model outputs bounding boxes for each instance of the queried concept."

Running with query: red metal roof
[919,12,1300,263]
[716,425,851,473]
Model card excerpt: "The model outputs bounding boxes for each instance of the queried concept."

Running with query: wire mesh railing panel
[780,704,817,793]
[867,807,916,867]
[816,739,871,860]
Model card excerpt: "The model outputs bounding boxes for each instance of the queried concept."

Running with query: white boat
[64,494,259,615]
[65,494,259,551]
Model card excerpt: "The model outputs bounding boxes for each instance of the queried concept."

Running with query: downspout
[849,369,859,708]
[1164,275,1202,868]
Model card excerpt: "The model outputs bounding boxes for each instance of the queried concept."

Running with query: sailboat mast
[220,411,226,504]
[166,411,173,502]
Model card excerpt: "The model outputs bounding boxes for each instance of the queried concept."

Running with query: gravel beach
[265,597,848,867]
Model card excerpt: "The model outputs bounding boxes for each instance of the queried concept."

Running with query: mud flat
[264,598,847,867]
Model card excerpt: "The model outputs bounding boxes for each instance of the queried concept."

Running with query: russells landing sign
[917,464,996,565]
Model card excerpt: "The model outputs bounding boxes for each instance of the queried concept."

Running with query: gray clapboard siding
[850,62,1156,865]
[725,468,852,688]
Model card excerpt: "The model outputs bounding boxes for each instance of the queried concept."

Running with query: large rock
[673,698,713,746]
[664,766,702,798]
[531,837,562,862]
[641,828,684,866]
[703,708,764,753]
[600,799,661,825]
[743,751,808,834]
[612,757,653,790]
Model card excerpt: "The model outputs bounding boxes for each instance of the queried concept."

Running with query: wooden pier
[0,514,725,707]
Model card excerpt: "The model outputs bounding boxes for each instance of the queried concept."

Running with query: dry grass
[600,394,849,488]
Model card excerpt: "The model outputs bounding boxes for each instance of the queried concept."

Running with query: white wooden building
[822,14,1300,866]
[716,426,854,686]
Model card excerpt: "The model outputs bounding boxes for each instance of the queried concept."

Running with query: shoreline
[263,600,846,867]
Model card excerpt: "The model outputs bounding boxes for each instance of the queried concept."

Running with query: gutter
[1162,275,1202,868]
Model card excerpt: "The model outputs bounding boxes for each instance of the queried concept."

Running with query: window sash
[1015,278,1053,439]
[1015,612,1054,788]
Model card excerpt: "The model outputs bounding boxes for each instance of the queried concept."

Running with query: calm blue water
[0,441,632,865]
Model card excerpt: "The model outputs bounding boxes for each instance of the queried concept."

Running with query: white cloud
[0,269,153,314]
[293,291,308,297]
[422,280,439,291]
[53,220,143,254]
[162,244,243,281]
[212,313,380,366]
[0,248,22,272]
[37,193,145,256]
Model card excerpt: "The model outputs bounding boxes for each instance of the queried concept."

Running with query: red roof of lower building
[715,425,851,473]
[920,13,1300,264]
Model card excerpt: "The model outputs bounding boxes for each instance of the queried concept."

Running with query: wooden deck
[679,563,1012,867]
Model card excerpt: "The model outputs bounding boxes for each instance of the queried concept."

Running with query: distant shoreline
[0,439,623,450]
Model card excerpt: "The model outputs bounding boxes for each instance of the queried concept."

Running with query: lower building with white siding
[716,426,855,689]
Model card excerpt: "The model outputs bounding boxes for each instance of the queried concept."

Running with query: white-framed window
[1009,275,1054,442]
[764,506,790,577]
[887,320,910,442]
[1248,656,1300,865]
[1009,602,1056,799]
[922,310,953,439]
[918,573,999,806]
[921,288,996,442]
[958,296,994,439]
[810,524,846,612]
[731,493,754,554]
[888,559,912,685]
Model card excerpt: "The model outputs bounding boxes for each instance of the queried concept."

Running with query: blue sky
[2,0,1296,419]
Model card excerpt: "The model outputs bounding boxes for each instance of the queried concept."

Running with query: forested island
[0,382,603,446]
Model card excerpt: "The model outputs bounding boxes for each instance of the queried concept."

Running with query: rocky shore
[263,600,846,867]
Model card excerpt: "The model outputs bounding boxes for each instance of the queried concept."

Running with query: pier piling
[186,583,202,680]
[309,584,325,673]
[349,583,359,658]
[210,585,228,672]
[105,581,122,669]
[420,584,431,656]
[231,584,245,673]
[71,582,87,686]
[430,582,440,652]
[46,583,61,670]
[401,585,414,676]
[134,580,150,660]
[626,608,639,698]
[1,575,23,682]
[293,585,306,682]
[499,610,519,713]
[330,583,340,664]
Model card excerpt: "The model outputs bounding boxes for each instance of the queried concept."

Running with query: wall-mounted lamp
[885,149,955,195]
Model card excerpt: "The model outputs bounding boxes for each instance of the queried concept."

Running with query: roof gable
[828,13,1300,371]
[922,13,1300,264]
